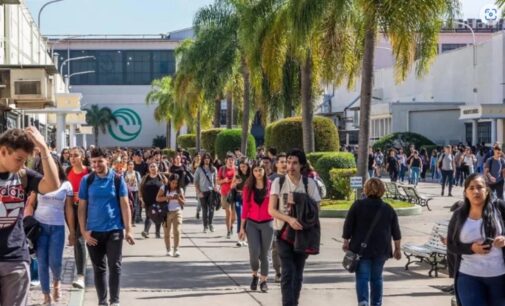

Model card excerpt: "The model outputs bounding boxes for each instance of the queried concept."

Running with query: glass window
[465,122,472,145]
[125,51,151,85]
[96,51,123,85]
[477,122,491,144]
[441,44,467,53]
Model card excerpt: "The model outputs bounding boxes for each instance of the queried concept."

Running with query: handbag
[342,204,384,273]
[201,167,221,210]
[227,188,237,204]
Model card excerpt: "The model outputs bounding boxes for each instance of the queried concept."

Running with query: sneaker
[155,233,161,239]
[167,250,173,257]
[209,225,214,232]
[250,275,259,291]
[30,280,40,288]
[203,227,208,233]
[141,231,149,239]
[174,250,181,257]
[274,274,281,283]
[111,303,120,306]
[241,241,248,247]
[448,193,453,197]
[236,241,242,247]
[226,232,231,239]
[72,275,85,289]
[260,281,268,293]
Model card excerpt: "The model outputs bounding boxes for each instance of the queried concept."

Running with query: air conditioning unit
[10,69,55,108]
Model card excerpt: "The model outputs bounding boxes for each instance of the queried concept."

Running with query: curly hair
[0,129,34,153]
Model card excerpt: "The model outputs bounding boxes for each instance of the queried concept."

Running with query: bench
[401,185,433,211]
[402,221,448,277]
[384,182,407,201]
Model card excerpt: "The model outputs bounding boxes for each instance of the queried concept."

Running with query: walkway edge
[68,286,85,306]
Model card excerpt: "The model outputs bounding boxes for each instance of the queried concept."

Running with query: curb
[320,205,423,218]
[68,286,85,306]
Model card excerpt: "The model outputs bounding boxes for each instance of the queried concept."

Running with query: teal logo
[108,108,142,142]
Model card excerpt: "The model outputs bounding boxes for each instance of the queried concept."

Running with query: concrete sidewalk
[83,180,459,306]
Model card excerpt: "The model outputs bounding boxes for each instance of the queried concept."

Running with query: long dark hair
[199,153,213,169]
[462,173,500,238]
[245,162,267,203]
[238,157,251,177]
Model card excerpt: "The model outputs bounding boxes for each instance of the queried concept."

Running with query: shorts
[221,194,231,210]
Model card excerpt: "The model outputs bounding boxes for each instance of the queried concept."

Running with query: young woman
[28,160,73,305]
[231,158,251,247]
[430,149,440,181]
[140,163,167,239]
[420,149,430,181]
[192,154,202,219]
[386,149,399,183]
[156,174,185,257]
[239,163,273,293]
[409,151,423,187]
[194,153,218,233]
[218,153,237,239]
[60,148,71,170]
[447,173,505,306]
[124,161,142,226]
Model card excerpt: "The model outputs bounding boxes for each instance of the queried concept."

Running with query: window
[465,122,472,144]
[477,122,491,144]
[441,43,468,53]
[97,51,123,85]
[125,51,151,85]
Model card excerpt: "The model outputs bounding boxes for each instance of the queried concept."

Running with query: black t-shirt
[387,156,398,170]
[134,161,148,177]
[0,169,42,262]
[368,154,374,170]
[411,157,422,168]
[169,165,187,187]
[141,175,164,206]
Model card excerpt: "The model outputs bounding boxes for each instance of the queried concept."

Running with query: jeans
[73,205,87,275]
[368,170,374,179]
[355,257,386,306]
[87,230,124,305]
[36,223,65,294]
[200,191,215,228]
[388,168,398,182]
[30,258,39,281]
[441,170,454,194]
[457,272,505,306]
[278,238,307,306]
[489,180,504,200]
[399,165,408,182]
[144,205,161,235]
[430,165,439,180]
[410,167,421,186]
[235,195,243,233]
[131,191,141,223]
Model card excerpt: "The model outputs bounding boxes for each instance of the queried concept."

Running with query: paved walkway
[83,180,460,306]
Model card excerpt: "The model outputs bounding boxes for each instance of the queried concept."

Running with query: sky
[25,0,499,35]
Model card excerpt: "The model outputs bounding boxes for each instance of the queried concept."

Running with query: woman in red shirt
[239,162,273,293]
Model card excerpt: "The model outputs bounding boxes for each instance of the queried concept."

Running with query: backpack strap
[276,176,286,210]
[302,176,309,194]
[113,174,124,226]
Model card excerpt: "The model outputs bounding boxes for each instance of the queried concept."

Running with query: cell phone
[482,237,494,247]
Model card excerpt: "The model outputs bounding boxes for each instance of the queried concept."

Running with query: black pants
[87,230,123,305]
[144,205,161,235]
[72,205,86,275]
[200,191,214,228]
[278,238,307,306]
[441,170,454,194]
[489,181,505,200]
[389,168,398,182]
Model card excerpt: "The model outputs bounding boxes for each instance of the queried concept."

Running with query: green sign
[108,108,142,142]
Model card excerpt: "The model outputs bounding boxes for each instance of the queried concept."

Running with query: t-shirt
[124,171,141,192]
[67,167,89,203]
[160,185,182,212]
[169,164,187,188]
[35,181,73,226]
[387,156,398,170]
[486,157,505,183]
[78,170,127,232]
[270,175,321,230]
[133,161,148,177]
[219,166,235,196]
[141,175,164,206]
[441,154,454,171]
[0,169,42,262]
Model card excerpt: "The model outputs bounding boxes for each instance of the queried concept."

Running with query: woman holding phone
[157,174,185,257]
[447,173,505,306]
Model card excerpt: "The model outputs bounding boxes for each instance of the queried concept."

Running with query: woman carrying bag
[194,153,218,233]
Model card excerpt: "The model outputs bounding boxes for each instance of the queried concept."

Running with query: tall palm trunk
[241,58,250,155]
[357,22,377,182]
[94,129,99,147]
[213,98,221,128]
[166,119,172,148]
[196,107,202,152]
[226,91,233,129]
[300,50,315,153]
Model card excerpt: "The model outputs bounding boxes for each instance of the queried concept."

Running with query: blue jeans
[355,257,386,306]
[457,272,505,306]
[399,165,408,182]
[36,223,65,294]
[30,258,39,281]
[410,167,420,186]
[368,170,374,179]
[235,196,243,233]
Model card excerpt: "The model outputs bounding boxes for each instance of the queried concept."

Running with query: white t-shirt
[270,175,321,230]
[160,185,182,212]
[34,181,73,226]
[459,217,505,277]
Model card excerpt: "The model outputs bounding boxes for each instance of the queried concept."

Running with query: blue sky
[25,0,496,35]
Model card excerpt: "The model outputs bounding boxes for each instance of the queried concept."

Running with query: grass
[321,199,414,210]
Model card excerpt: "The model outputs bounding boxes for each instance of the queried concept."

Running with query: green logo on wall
[108,108,142,142]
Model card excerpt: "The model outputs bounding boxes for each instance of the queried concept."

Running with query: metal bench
[384,182,407,201]
[401,185,433,211]
[402,221,448,277]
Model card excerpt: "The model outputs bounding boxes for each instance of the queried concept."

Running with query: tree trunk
[241,58,251,155]
[357,22,377,183]
[166,119,172,148]
[226,91,232,129]
[196,107,202,152]
[213,98,221,128]
[94,129,99,147]
[300,51,315,153]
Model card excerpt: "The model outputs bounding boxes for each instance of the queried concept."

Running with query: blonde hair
[363,178,385,199]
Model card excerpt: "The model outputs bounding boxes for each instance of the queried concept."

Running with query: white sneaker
[72,274,85,289]
[241,240,248,246]
[167,250,173,257]
[30,280,40,288]
[111,303,120,306]
[174,250,181,257]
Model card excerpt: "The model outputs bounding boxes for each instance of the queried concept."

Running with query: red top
[241,183,273,222]
[67,167,89,203]
[219,166,235,196]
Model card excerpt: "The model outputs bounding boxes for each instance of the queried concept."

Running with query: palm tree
[84,104,117,147]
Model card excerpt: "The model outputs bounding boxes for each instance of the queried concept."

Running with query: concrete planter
[320,205,423,218]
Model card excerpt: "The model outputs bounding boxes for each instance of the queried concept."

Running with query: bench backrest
[402,186,418,199]
[426,222,448,254]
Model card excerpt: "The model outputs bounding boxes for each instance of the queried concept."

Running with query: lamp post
[64,70,95,91]
[59,56,95,75]
[37,0,65,31]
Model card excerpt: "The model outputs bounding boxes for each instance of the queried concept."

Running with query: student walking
[409,151,422,187]
[156,174,185,257]
[194,153,218,233]
[78,147,135,306]
[231,158,250,246]
[439,145,457,197]
[239,163,273,293]
[124,161,142,226]
[140,163,167,238]
[218,153,237,239]
[484,145,505,200]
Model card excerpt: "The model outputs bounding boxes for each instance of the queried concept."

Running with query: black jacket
[342,198,401,259]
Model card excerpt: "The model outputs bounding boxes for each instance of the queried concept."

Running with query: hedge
[264,116,339,153]
[177,134,196,149]
[187,147,197,157]
[315,152,356,198]
[161,148,176,159]
[201,128,224,157]
[307,152,334,167]
[215,129,256,160]
[329,168,358,200]
[373,132,435,155]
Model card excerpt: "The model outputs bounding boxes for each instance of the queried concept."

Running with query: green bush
[161,148,176,159]
[177,134,196,149]
[201,128,224,157]
[215,129,256,160]
[315,152,356,198]
[264,116,339,153]
[187,147,197,157]
[307,152,334,167]
[373,132,435,155]
[329,168,358,200]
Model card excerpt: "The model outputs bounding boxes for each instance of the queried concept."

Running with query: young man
[484,145,505,200]
[0,127,60,305]
[261,156,273,177]
[217,153,236,239]
[269,149,321,306]
[438,145,456,197]
[132,150,148,177]
[78,148,135,306]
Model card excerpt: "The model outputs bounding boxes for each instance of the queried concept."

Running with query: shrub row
[177,134,196,149]
[373,132,435,154]
[313,152,356,199]
[329,168,358,200]
[215,129,256,160]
